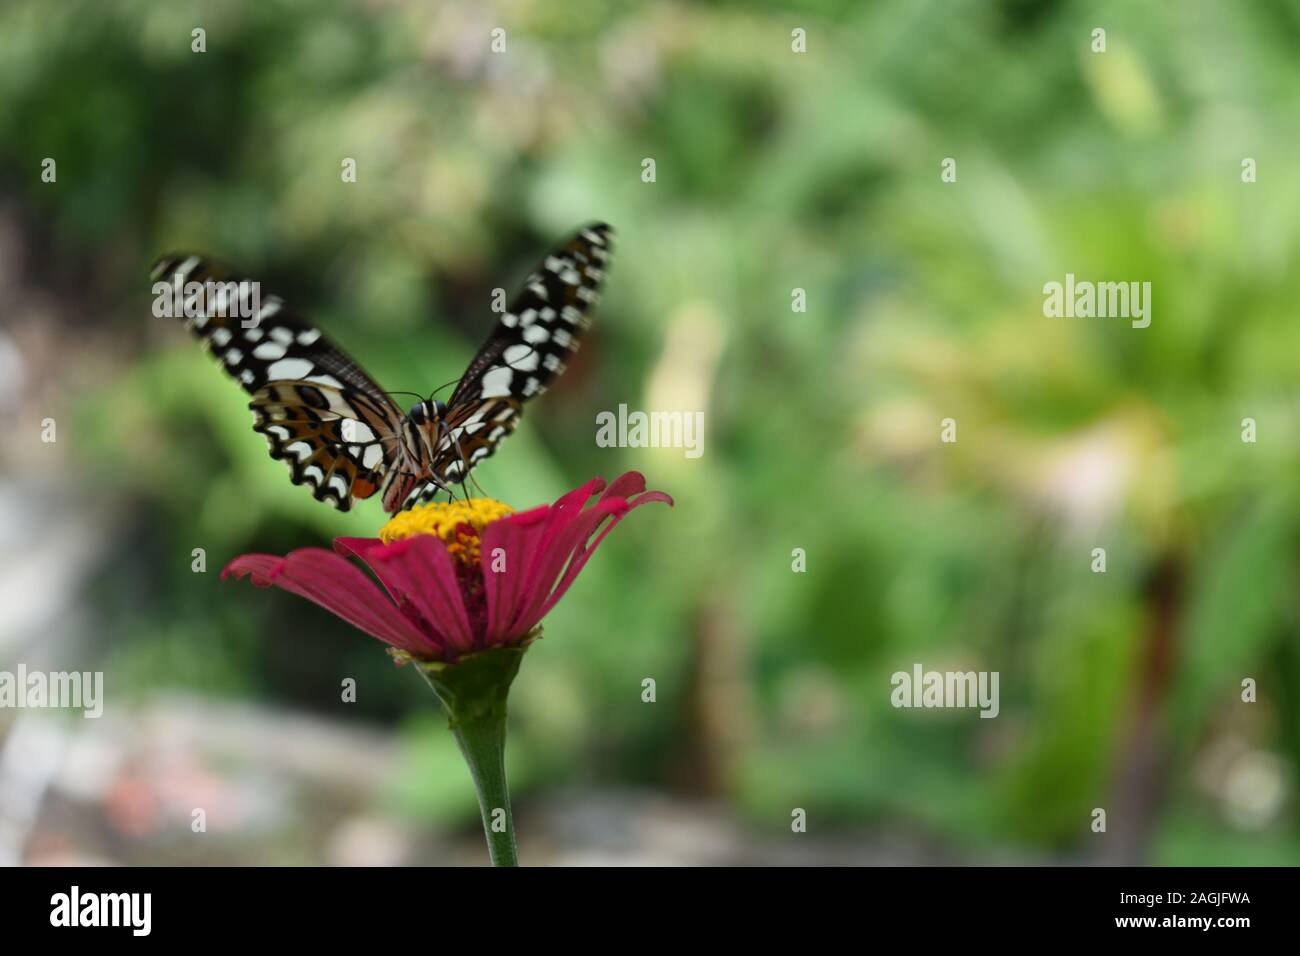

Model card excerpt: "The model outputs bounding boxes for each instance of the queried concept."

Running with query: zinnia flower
[221,471,671,865]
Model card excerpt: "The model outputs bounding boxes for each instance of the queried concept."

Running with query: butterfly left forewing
[152,253,407,511]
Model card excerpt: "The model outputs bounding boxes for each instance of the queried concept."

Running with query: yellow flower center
[378,498,515,567]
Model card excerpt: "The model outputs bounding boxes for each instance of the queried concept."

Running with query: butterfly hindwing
[250,382,396,509]
[430,397,523,485]
[152,254,406,511]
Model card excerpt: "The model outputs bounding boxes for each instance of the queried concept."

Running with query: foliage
[2,0,1299,862]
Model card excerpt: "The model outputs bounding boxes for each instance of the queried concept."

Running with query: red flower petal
[599,470,650,502]
[354,535,477,656]
[479,472,673,641]
[224,473,671,662]
[333,536,383,559]
[498,476,609,632]
[479,504,555,644]
[221,550,437,655]
[505,498,628,637]
[537,485,672,621]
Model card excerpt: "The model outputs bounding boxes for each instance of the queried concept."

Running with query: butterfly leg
[437,418,476,504]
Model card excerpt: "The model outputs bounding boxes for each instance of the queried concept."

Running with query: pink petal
[334,536,384,558]
[504,498,628,637]
[480,473,673,641]
[221,550,437,655]
[600,472,674,513]
[333,537,453,654]
[334,536,419,607]
[355,535,477,655]
[537,485,673,620]
[503,477,608,620]
[600,471,648,502]
[480,504,554,643]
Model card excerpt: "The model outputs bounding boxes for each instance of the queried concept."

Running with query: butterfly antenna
[428,376,463,402]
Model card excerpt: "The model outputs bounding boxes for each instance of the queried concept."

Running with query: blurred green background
[2,0,1299,865]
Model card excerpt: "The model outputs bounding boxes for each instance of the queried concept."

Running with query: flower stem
[447,704,516,866]
[413,646,528,867]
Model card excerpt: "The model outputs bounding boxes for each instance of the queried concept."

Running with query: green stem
[411,645,529,867]
[448,704,516,867]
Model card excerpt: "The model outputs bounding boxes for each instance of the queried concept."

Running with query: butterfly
[151,223,613,513]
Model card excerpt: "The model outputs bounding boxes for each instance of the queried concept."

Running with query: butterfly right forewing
[447,222,612,409]
[425,223,613,487]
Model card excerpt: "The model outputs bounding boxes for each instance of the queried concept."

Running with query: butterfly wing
[151,254,407,511]
[427,222,613,490]
[447,223,612,409]
[394,398,524,511]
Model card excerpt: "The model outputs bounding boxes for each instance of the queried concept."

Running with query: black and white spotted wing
[447,222,611,410]
[405,222,613,505]
[154,223,613,514]
[150,254,406,511]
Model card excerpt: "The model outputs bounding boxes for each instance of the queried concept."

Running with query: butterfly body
[152,223,612,513]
